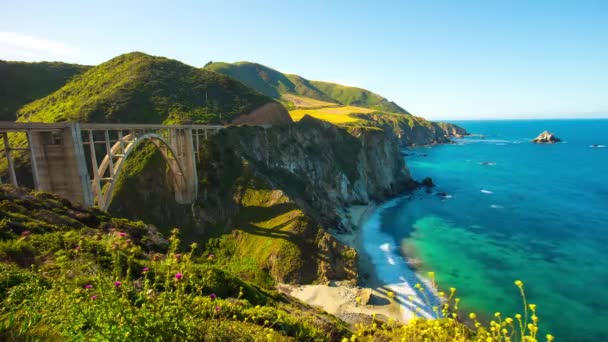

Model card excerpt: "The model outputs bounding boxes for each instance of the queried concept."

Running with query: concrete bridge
[0,122,223,210]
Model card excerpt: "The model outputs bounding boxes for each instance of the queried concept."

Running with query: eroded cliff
[108,116,412,286]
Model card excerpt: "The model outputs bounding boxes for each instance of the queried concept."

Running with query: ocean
[364,119,608,341]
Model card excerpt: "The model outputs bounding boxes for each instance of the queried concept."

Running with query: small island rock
[421,177,435,187]
[532,131,561,144]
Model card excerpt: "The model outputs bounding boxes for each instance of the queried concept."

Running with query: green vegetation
[17,52,275,125]
[0,185,553,341]
[205,61,408,114]
[0,60,90,121]
[307,80,407,114]
[0,185,350,341]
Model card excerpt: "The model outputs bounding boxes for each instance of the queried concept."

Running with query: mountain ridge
[205,61,408,114]
[17,52,291,125]
[0,60,91,121]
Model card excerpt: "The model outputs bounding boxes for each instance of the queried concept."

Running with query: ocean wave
[480,189,494,194]
[590,144,606,148]
[490,204,504,209]
[361,201,439,319]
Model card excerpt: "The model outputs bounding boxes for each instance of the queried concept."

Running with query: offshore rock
[532,131,562,144]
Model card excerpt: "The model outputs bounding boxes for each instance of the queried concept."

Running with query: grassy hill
[204,61,468,145]
[205,61,407,114]
[0,60,90,121]
[0,185,351,341]
[17,52,288,125]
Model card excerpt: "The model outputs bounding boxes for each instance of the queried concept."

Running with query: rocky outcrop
[230,102,293,125]
[437,122,468,138]
[108,115,412,285]
[218,115,414,230]
[532,131,561,144]
[350,112,468,146]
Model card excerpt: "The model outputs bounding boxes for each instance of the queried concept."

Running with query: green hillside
[205,61,408,113]
[308,80,407,113]
[18,52,282,125]
[0,60,90,121]
[0,185,351,341]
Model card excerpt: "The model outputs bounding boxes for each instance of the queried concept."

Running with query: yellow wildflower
[514,280,524,287]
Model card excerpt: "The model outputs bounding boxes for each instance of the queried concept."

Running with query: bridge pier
[168,128,198,204]
[27,124,94,207]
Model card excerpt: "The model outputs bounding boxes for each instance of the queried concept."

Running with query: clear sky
[1,0,607,120]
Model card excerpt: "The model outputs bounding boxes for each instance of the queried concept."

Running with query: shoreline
[280,200,440,326]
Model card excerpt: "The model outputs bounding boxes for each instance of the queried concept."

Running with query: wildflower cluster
[0,228,345,341]
[351,274,553,342]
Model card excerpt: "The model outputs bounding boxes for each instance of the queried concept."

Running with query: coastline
[279,200,440,326]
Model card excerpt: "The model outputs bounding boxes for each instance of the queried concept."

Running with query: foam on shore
[361,198,440,320]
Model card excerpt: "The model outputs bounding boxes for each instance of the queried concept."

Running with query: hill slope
[0,185,351,341]
[0,60,90,121]
[205,61,468,145]
[205,61,407,114]
[18,52,291,125]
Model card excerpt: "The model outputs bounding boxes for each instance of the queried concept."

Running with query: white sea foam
[590,144,606,148]
[490,204,504,209]
[361,198,439,320]
[480,189,494,194]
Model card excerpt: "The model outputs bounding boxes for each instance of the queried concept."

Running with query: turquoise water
[378,119,608,341]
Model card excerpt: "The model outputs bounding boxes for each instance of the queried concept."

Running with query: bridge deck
[0,121,224,132]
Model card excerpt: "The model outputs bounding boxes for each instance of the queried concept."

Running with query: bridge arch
[0,122,223,209]
[93,132,194,211]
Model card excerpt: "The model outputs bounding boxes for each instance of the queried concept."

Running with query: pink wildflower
[142,267,149,272]
[209,293,216,300]
[118,232,127,237]
[175,272,183,280]
[114,281,122,288]
[215,306,221,312]
[84,284,93,289]
[91,295,97,300]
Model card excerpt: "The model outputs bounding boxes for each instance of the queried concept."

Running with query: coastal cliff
[108,116,412,285]
[350,112,467,146]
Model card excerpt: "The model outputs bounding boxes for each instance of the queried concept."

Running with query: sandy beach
[279,203,439,326]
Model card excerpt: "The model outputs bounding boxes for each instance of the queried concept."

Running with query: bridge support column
[28,124,93,207]
[168,128,198,203]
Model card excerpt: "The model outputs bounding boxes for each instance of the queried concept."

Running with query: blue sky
[1,0,607,120]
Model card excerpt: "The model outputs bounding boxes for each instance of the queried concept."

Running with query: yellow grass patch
[289,105,375,124]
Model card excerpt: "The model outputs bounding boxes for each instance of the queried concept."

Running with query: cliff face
[218,116,413,228]
[108,116,412,285]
